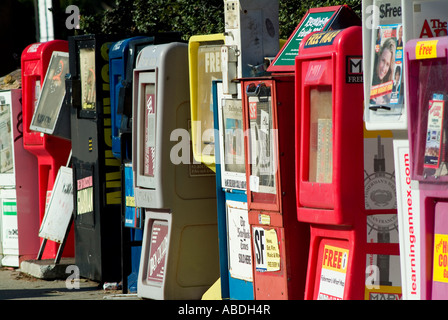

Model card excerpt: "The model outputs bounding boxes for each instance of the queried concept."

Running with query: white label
[39,167,74,243]
[393,139,421,299]
[249,175,259,192]
[227,201,252,281]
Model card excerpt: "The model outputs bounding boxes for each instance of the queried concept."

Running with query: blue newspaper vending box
[200,0,282,300]
[110,33,182,160]
[109,34,182,293]
[109,36,150,293]
[212,81,253,300]
[109,36,152,160]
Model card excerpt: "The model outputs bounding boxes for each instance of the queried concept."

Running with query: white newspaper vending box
[362,0,448,299]
[0,90,19,267]
[0,89,40,267]
[133,43,219,300]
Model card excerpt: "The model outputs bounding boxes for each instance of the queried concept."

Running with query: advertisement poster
[270,10,335,68]
[413,1,448,39]
[77,175,93,215]
[364,133,397,212]
[253,227,280,273]
[433,234,448,284]
[147,221,168,284]
[365,254,402,300]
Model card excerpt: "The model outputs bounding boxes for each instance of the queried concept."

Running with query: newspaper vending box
[205,0,282,300]
[405,36,448,300]
[362,0,448,300]
[241,75,310,300]
[67,34,123,282]
[134,42,219,300]
[188,33,225,172]
[0,89,37,266]
[296,26,401,300]
[109,35,152,293]
[20,41,73,260]
[110,34,182,293]
[213,81,253,299]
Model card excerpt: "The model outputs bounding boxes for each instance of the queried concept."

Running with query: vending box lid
[267,5,360,73]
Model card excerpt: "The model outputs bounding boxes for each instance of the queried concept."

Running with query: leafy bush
[78,0,361,40]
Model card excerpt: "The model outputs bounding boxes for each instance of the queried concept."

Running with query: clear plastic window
[0,100,12,173]
[33,80,41,115]
[31,53,69,133]
[195,45,222,157]
[309,86,333,183]
[222,99,245,174]
[416,58,448,179]
[80,48,96,111]
[143,83,156,177]
[248,84,276,195]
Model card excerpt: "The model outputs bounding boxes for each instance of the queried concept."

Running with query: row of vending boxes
[0,28,374,300]
[0,29,398,300]
[0,2,359,300]
[1,0,448,301]
[212,0,448,301]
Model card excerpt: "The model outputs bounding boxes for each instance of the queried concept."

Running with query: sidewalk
[0,266,140,300]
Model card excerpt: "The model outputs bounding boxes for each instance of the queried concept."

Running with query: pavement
[0,264,140,300]
[0,258,220,302]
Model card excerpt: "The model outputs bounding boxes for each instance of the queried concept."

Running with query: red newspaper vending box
[242,75,309,300]
[295,26,400,300]
[21,41,73,259]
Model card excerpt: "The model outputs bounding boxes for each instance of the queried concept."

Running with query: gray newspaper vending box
[133,42,219,300]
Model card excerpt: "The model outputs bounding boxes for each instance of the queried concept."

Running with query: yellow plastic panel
[188,34,225,172]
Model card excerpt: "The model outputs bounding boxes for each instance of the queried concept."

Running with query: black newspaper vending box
[67,34,123,282]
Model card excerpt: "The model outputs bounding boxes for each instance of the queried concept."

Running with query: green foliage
[77,0,361,40]
[279,0,362,39]
[78,0,224,39]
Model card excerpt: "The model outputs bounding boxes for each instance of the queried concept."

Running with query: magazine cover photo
[369,24,404,114]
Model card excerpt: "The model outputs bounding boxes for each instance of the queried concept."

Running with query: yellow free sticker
[433,233,448,283]
[322,245,349,273]
[416,40,438,60]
